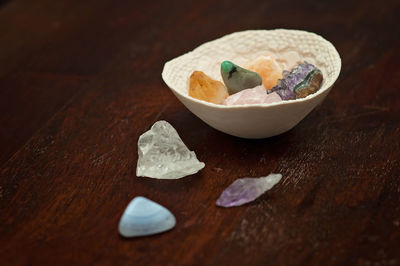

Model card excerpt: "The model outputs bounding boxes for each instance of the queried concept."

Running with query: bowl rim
[162,29,342,109]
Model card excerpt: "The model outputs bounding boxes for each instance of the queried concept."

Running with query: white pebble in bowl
[162,29,341,139]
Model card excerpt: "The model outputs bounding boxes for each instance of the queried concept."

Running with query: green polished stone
[221,61,262,95]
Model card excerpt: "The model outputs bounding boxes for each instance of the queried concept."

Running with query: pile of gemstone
[188,54,323,105]
[122,120,283,238]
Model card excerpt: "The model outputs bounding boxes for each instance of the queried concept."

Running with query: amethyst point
[216,174,282,207]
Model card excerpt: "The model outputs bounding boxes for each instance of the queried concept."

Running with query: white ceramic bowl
[162,29,341,139]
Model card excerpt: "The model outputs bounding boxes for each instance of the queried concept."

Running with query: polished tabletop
[1,0,400,265]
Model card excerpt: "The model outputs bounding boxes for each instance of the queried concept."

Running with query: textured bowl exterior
[162,29,341,138]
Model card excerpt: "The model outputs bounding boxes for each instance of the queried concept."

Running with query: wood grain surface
[1,0,400,265]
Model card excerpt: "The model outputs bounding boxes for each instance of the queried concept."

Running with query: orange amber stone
[189,71,229,104]
[244,55,282,90]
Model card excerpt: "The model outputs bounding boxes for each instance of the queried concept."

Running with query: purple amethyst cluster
[269,62,322,100]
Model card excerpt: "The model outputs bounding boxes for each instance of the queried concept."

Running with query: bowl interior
[163,29,341,104]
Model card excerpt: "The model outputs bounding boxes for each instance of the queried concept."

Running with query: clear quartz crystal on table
[216,174,282,207]
[136,121,205,179]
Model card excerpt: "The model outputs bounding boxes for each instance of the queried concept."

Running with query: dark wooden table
[1,0,400,265]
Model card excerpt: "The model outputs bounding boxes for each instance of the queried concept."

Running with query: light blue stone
[118,196,176,237]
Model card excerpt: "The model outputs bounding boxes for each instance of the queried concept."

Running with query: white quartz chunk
[136,121,205,179]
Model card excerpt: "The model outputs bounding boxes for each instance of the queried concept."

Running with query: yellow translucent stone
[244,55,282,90]
[189,71,229,104]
